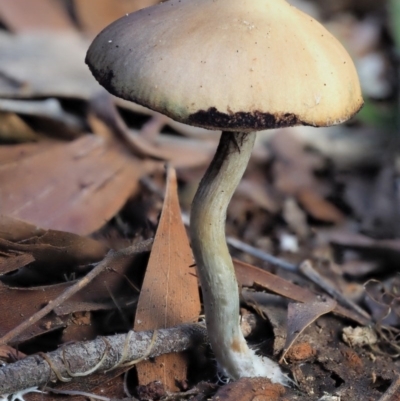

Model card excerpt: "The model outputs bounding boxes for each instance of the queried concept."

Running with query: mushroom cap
[86,0,363,132]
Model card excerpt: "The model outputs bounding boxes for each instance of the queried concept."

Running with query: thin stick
[226,236,297,272]
[377,375,400,401]
[0,238,153,346]
[299,260,371,321]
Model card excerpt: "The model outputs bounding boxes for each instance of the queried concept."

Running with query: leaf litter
[134,167,200,391]
[0,1,399,401]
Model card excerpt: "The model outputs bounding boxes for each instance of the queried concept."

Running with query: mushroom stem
[190,132,286,382]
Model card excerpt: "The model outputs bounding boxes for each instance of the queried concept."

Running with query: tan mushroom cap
[86,0,363,132]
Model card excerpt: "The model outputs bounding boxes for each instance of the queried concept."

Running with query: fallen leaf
[0,252,35,275]
[90,93,214,168]
[0,239,148,345]
[0,345,26,362]
[0,32,99,99]
[0,112,40,142]
[0,0,75,33]
[134,167,200,391]
[0,98,85,140]
[0,141,58,166]
[234,259,369,326]
[0,132,157,235]
[279,298,336,363]
[242,290,288,355]
[0,281,71,344]
[297,188,344,224]
[0,215,108,282]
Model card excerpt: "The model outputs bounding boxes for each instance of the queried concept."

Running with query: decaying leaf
[134,167,200,391]
[280,298,336,363]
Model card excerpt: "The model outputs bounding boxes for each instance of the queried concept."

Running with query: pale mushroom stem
[190,131,286,382]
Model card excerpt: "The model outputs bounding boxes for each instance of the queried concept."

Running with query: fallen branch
[0,324,207,396]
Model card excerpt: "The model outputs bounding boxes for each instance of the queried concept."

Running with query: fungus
[86,0,363,383]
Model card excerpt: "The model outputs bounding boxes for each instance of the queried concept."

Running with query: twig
[377,375,400,401]
[90,93,166,160]
[0,324,207,396]
[226,236,297,272]
[0,238,154,346]
[175,211,297,272]
[45,388,113,401]
[299,260,371,321]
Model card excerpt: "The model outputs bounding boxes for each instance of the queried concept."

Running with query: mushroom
[86,0,363,383]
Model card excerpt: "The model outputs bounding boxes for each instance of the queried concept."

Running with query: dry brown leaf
[242,290,288,355]
[0,239,146,345]
[0,215,108,281]
[0,32,99,99]
[0,344,26,362]
[0,133,157,235]
[0,280,71,344]
[74,0,160,36]
[0,252,35,275]
[233,259,368,326]
[0,98,85,140]
[89,93,170,160]
[279,298,336,363]
[0,0,75,33]
[0,141,58,166]
[0,112,40,142]
[134,167,200,391]
[297,188,344,224]
[90,93,214,168]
